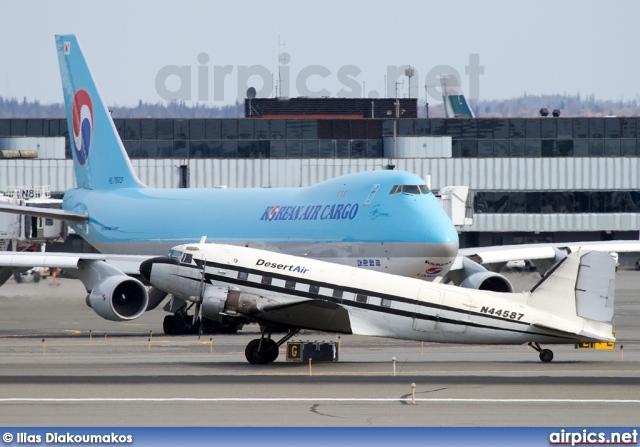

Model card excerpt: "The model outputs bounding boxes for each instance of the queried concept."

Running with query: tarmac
[0,270,639,426]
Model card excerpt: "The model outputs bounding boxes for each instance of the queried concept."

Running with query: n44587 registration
[480,306,524,320]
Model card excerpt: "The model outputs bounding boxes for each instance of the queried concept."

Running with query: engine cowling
[460,271,513,293]
[86,275,149,321]
[201,286,276,323]
[447,257,514,293]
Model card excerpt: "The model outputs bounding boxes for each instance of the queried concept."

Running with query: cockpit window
[169,249,183,260]
[389,184,431,195]
[403,185,421,195]
[180,253,193,264]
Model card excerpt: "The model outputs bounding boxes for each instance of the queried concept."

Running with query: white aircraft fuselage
[141,243,616,363]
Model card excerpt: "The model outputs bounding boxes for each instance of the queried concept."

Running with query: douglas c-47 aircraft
[141,242,617,364]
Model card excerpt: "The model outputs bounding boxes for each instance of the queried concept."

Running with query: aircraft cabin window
[309,285,320,294]
[261,276,272,285]
[332,289,343,298]
[381,298,392,308]
[355,294,368,303]
[238,272,248,280]
[285,280,296,290]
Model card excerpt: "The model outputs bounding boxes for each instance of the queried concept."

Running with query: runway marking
[0,398,640,403]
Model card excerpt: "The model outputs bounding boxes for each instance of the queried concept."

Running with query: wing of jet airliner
[0,251,147,275]
[456,240,640,271]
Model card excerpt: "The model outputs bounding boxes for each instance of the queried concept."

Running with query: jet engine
[86,275,149,321]
[447,257,513,293]
[459,271,513,293]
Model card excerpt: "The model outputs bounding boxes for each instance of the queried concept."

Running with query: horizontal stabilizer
[532,321,615,343]
[0,203,88,223]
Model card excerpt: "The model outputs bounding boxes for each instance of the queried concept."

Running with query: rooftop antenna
[278,36,286,98]
[405,66,415,99]
[424,85,429,118]
[394,80,404,118]
[246,87,257,117]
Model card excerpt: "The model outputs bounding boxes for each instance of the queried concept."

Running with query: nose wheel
[528,342,554,363]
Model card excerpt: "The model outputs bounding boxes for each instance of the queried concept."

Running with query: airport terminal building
[2,99,640,250]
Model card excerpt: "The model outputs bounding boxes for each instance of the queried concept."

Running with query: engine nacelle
[201,287,230,322]
[460,271,513,293]
[201,286,277,323]
[86,275,149,321]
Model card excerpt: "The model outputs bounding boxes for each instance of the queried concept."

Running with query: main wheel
[539,349,554,363]
[264,339,279,363]
[202,318,222,334]
[245,339,270,364]
[163,315,176,335]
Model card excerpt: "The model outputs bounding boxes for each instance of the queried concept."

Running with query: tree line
[2,93,640,119]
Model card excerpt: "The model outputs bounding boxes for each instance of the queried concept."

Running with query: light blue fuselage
[63,170,459,278]
[55,34,458,279]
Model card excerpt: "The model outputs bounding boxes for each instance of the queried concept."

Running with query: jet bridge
[0,186,65,251]
[436,186,474,228]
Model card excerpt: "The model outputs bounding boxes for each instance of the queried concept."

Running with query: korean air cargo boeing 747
[0,35,459,334]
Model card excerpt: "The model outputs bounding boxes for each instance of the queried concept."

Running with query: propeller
[192,257,207,339]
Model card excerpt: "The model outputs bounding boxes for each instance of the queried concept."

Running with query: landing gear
[163,313,239,335]
[244,326,299,364]
[245,339,278,364]
[528,342,554,363]
[163,314,186,335]
[163,309,197,335]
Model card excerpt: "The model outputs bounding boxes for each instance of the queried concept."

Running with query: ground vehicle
[609,252,619,271]
[13,267,50,283]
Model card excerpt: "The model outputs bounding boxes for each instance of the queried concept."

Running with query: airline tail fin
[55,35,144,190]
[441,74,475,118]
[528,251,615,341]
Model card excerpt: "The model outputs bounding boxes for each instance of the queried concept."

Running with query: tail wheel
[539,349,554,363]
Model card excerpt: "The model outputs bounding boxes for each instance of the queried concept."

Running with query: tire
[13,272,22,284]
[265,339,279,362]
[245,339,266,364]
[245,339,271,365]
[539,349,554,363]
[163,315,175,335]
[202,318,223,334]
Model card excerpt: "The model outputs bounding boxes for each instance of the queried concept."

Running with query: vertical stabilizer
[441,74,475,118]
[55,35,144,190]
[528,251,615,324]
